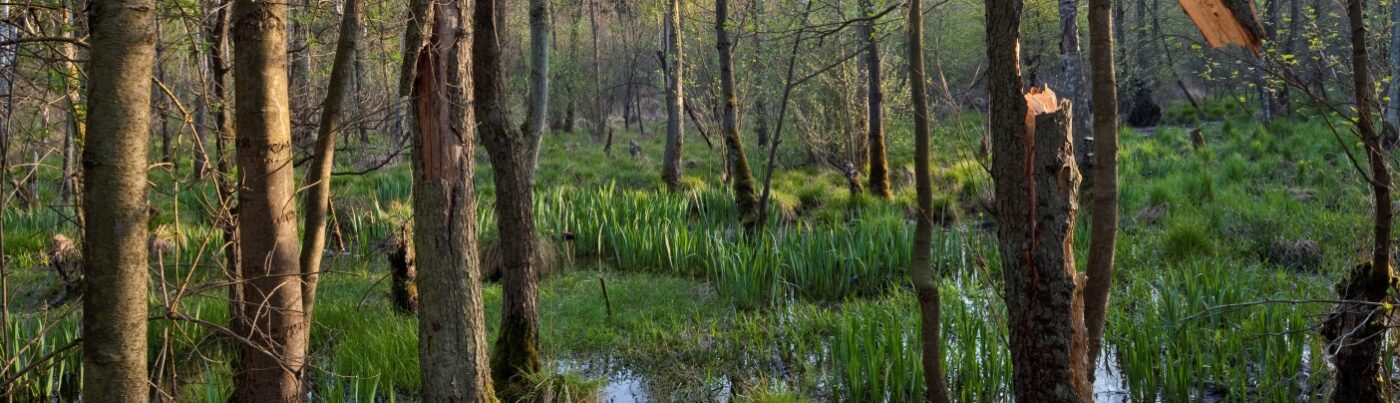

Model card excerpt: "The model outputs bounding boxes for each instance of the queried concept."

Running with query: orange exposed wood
[1025,86,1062,139]
[1178,0,1264,55]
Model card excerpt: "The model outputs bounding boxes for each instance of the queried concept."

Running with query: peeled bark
[299,0,360,321]
[475,0,544,397]
[81,0,156,398]
[231,0,308,398]
[401,0,496,398]
[716,0,760,229]
[858,0,890,198]
[1323,3,1395,401]
[661,0,684,190]
[1083,0,1120,380]
[986,0,1091,399]
[907,0,952,400]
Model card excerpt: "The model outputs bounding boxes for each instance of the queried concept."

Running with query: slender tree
[716,0,760,229]
[1083,0,1120,379]
[401,0,496,398]
[907,0,951,400]
[81,0,156,398]
[1386,0,1399,132]
[230,0,308,398]
[986,0,1091,400]
[476,0,547,396]
[300,0,361,320]
[1320,2,1395,401]
[661,0,685,190]
[858,0,890,198]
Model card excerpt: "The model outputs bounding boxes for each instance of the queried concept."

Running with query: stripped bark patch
[1178,0,1265,55]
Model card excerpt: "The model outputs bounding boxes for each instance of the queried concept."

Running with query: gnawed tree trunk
[231,0,308,398]
[1083,0,1120,380]
[300,0,360,320]
[475,0,545,397]
[81,0,155,398]
[716,0,759,229]
[858,0,890,198]
[986,0,1091,399]
[661,0,684,190]
[401,0,496,398]
[907,0,952,400]
[1321,3,1395,402]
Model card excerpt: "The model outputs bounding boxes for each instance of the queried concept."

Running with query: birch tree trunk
[401,0,496,398]
[230,0,308,398]
[81,0,156,398]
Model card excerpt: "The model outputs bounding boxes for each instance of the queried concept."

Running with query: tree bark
[716,0,759,229]
[299,0,360,321]
[59,0,83,204]
[206,0,244,340]
[401,0,497,398]
[475,0,545,397]
[589,0,606,142]
[230,0,308,398]
[81,0,156,398]
[985,0,1091,400]
[1059,0,1091,172]
[1322,3,1395,401]
[661,0,684,190]
[1386,0,1399,131]
[907,0,952,400]
[1083,0,1120,381]
[858,0,890,198]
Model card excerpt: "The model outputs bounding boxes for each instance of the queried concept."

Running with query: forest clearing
[0,0,1397,401]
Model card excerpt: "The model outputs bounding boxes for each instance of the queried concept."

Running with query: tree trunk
[299,0,360,321]
[1083,0,1120,381]
[858,0,890,198]
[59,0,83,204]
[589,0,606,142]
[717,0,759,229]
[907,0,952,400]
[525,0,549,166]
[475,0,545,397]
[231,0,308,398]
[81,0,155,398]
[985,0,1091,400]
[1059,0,1091,172]
[206,0,244,340]
[1323,3,1395,401]
[401,0,497,398]
[661,0,684,190]
[289,0,312,145]
[1385,0,1399,131]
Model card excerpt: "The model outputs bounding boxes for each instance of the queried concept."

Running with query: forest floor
[1,98,1377,401]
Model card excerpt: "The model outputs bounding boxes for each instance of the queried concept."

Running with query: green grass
[0,107,1383,401]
